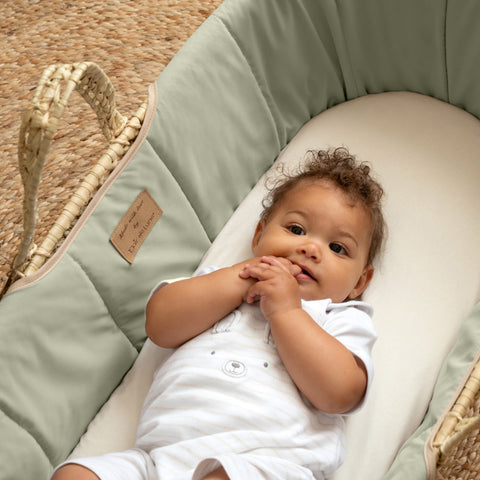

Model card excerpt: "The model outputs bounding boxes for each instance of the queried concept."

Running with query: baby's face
[252,180,374,302]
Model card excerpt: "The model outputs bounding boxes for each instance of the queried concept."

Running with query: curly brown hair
[261,147,386,265]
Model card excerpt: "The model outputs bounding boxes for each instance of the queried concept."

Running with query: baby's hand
[239,256,300,280]
[239,256,302,319]
[260,256,301,276]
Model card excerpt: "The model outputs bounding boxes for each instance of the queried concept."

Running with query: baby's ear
[251,220,266,250]
[348,264,374,300]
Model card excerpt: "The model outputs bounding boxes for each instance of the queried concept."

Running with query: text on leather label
[110,189,162,263]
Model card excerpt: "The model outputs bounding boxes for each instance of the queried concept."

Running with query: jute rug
[0,0,223,291]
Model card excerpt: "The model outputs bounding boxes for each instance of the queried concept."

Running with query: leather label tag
[110,189,162,263]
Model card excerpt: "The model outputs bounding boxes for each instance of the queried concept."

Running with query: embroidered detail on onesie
[263,323,273,345]
[223,360,247,377]
[211,310,239,334]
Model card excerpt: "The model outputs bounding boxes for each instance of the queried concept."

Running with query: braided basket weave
[0,62,145,298]
[430,357,480,479]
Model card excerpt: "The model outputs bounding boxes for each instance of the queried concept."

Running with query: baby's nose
[299,242,321,261]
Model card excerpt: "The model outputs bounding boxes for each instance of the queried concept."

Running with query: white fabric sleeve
[147,266,219,302]
[324,304,377,413]
[302,299,377,413]
[326,305,376,366]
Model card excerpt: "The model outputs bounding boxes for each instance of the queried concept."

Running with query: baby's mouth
[295,266,316,281]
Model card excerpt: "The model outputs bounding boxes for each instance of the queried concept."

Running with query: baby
[52,147,385,480]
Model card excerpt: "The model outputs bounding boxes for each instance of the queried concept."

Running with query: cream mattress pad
[69,92,480,479]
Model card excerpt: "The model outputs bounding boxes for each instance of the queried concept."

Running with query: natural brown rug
[0,0,223,290]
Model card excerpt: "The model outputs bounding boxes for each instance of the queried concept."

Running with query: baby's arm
[146,259,263,348]
[241,257,367,414]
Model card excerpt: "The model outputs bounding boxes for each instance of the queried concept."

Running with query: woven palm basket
[430,357,480,480]
[1,1,479,478]
[0,0,223,292]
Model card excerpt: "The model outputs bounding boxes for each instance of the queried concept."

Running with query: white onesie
[56,267,377,480]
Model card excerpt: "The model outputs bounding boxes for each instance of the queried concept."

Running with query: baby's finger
[244,285,260,304]
[261,256,301,276]
[242,263,271,281]
[238,264,253,279]
[260,256,289,271]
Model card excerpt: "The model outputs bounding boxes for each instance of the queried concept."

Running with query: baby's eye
[289,225,305,236]
[330,243,346,255]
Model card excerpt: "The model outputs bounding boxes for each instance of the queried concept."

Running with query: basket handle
[1,62,145,296]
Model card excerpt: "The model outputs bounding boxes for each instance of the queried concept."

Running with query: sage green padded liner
[1,0,480,477]
[384,303,480,479]
[0,121,212,475]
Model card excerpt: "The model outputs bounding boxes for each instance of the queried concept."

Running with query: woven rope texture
[436,390,480,480]
[0,0,223,291]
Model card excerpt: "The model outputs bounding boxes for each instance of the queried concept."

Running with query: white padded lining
[69,92,480,480]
